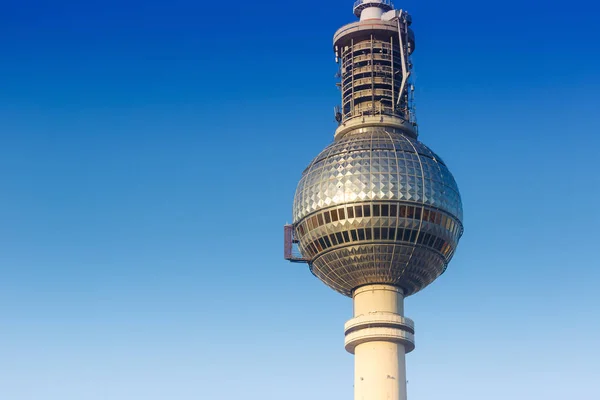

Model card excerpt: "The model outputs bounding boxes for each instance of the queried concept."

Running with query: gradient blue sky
[1,0,599,399]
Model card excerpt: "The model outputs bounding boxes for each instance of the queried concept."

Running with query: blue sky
[1,0,599,399]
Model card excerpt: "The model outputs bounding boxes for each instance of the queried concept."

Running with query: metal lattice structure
[332,8,418,141]
[336,15,415,125]
[283,224,306,263]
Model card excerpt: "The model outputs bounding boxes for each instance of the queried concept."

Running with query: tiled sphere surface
[293,127,463,297]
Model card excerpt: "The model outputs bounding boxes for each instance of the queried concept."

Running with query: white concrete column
[360,7,384,20]
[355,341,407,400]
[345,285,415,400]
[353,284,404,315]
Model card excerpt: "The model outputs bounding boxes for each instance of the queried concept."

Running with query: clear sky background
[1,0,599,399]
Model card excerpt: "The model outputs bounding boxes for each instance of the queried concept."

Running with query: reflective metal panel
[292,127,463,297]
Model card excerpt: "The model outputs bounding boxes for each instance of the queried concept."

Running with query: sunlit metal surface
[292,126,463,297]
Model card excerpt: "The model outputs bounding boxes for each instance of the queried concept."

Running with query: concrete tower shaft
[346,285,414,400]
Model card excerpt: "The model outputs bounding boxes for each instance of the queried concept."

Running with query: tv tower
[284,1,464,400]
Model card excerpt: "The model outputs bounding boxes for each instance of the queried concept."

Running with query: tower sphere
[292,127,463,297]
